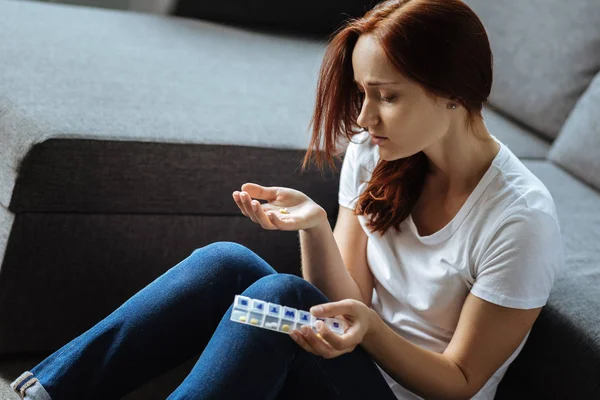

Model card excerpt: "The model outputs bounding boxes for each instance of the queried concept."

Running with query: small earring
[448,103,457,109]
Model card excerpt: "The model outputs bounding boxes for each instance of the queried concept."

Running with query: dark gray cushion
[0,139,341,355]
[0,354,196,400]
[173,0,376,37]
[549,72,600,191]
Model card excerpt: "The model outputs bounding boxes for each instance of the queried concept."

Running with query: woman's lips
[371,136,387,145]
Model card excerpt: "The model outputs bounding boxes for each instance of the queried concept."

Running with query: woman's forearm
[363,311,471,400]
[299,214,363,302]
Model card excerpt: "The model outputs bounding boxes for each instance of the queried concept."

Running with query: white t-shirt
[338,131,564,400]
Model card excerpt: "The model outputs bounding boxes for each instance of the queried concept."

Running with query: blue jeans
[12,241,397,400]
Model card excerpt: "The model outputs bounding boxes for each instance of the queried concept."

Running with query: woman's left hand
[289,299,376,359]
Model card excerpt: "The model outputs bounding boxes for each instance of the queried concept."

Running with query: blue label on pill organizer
[252,301,265,311]
[235,296,251,309]
[282,307,296,320]
[298,311,311,323]
[267,303,281,316]
[333,322,340,328]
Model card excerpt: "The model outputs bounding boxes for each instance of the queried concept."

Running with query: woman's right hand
[232,183,327,232]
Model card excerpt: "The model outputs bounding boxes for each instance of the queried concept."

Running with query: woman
[12,0,564,399]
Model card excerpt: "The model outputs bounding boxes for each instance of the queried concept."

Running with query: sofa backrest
[464,0,600,141]
[548,72,600,191]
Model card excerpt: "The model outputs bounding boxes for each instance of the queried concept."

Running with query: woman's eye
[357,91,395,103]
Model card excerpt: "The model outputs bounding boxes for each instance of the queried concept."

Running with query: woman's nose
[356,101,379,129]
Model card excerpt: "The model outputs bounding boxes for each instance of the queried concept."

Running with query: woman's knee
[183,241,277,286]
[241,274,329,311]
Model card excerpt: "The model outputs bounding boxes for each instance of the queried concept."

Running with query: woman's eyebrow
[353,78,399,86]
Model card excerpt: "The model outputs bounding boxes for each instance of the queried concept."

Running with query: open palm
[232,183,326,231]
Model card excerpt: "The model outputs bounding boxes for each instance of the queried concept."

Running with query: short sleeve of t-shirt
[338,141,360,210]
[470,207,564,309]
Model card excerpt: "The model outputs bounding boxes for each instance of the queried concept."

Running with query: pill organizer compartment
[231,308,249,323]
[279,307,298,333]
[251,299,267,313]
[296,310,312,330]
[264,302,282,331]
[326,318,346,334]
[235,295,251,310]
[248,311,266,326]
[245,298,266,326]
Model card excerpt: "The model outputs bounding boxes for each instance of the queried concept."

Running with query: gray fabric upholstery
[482,105,550,159]
[1,1,600,399]
[0,98,46,270]
[549,72,600,191]
[0,0,328,265]
[498,160,600,399]
[464,0,600,140]
[0,207,13,272]
[524,160,600,330]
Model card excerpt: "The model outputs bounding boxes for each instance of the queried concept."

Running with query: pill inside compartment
[231,295,252,324]
[248,299,267,327]
[231,309,249,323]
[279,306,298,334]
[263,302,282,331]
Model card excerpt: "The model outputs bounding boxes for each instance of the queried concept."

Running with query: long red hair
[301,0,493,236]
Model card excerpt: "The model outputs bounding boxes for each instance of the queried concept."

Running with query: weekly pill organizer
[230,295,348,335]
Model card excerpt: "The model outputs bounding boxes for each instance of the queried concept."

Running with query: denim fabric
[13,241,397,400]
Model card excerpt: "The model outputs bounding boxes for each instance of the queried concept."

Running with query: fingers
[315,321,351,352]
[233,190,283,230]
[297,325,341,359]
[290,330,318,355]
[310,299,356,319]
[232,191,252,220]
[241,183,279,202]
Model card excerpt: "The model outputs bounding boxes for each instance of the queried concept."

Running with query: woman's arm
[361,293,543,400]
[299,207,368,303]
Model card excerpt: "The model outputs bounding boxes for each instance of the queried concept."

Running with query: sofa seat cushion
[0,0,330,266]
[0,139,340,355]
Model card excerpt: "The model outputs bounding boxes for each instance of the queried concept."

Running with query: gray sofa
[1,0,599,399]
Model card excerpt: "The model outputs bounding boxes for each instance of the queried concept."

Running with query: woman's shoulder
[487,141,559,224]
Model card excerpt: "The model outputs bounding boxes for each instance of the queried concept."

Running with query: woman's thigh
[239,274,397,400]
[230,273,398,400]
[278,344,398,400]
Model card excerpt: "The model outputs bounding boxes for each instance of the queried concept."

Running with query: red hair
[301,0,493,236]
